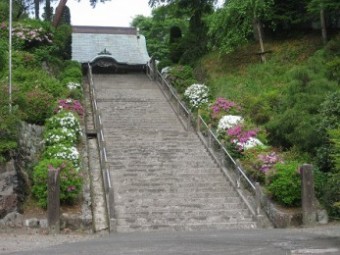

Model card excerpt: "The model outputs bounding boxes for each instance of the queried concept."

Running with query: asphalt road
[5,228,340,255]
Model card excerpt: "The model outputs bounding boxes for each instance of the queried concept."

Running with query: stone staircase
[93,73,257,232]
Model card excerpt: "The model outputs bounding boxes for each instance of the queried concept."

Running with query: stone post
[48,166,60,234]
[300,164,317,226]
[150,57,157,81]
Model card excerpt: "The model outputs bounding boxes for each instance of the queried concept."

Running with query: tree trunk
[52,0,68,28]
[47,168,60,234]
[34,0,40,19]
[45,0,51,21]
[320,8,327,44]
[254,18,266,63]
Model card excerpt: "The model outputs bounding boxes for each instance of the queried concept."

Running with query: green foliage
[132,5,188,62]
[271,0,309,33]
[0,39,7,72]
[315,91,340,172]
[315,170,340,218]
[53,24,72,60]
[167,65,197,94]
[0,89,19,162]
[267,162,301,207]
[329,129,340,173]
[319,90,340,130]
[265,53,337,154]
[16,88,55,125]
[32,159,82,208]
[60,61,82,84]
[326,57,340,84]
[207,0,274,53]
[13,67,66,98]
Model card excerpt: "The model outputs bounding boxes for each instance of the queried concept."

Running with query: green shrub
[319,91,340,130]
[326,57,340,84]
[315,91,340,172]
[17,89,56,125]
[267,161,301,207]
[53,24,72,60]
[0,92,18,162]
[316,171,340,219]
[32,159,82,208]
[13,67,66,98]
[0,39,8,72]
[329,129,340,173]
[60,61,82,84]
[167,65,197,94]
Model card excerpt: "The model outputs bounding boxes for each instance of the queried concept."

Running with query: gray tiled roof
[71,26,150,65]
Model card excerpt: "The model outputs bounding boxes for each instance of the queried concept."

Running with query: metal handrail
[146,60,260,218]
[197,115,256,191]
[87,63,114,230]
[146,61,191,131]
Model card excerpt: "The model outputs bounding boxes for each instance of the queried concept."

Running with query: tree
[207,0,273,60]
[307,0,340,43]
[148,0,216,64]
[270,0,309,32]
[132,4,188,62]
[53,0,110,27]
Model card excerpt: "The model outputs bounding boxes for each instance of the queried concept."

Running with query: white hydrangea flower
[45,145,80,170]
[234,137,263,150]
[217,115,244,131]
[184,83,209,109]
[67,82,81,90]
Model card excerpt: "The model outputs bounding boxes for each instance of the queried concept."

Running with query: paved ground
[1,225,339,255]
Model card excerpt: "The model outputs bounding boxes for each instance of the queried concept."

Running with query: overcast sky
[66,0,152,27]
[64,0,224,27]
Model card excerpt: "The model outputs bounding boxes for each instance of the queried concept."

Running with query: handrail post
[187,112,191,132]
[208,124,212,148]
[235,160,242,189]
[255,182,262,216]
[220,141,225,167]
[197,115,201,132]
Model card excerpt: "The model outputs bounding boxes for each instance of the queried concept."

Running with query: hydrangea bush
[56,98,84,117]
[257,152,284,173]
[43,144,80,170]
[44,127,79,146]
[226,124,262,151]
[67,82,81,90]
[32,159,82,208]
[10,24,53,49]
[211,97,240,118]
[217,115,244,131]
[184,83,209,109]
[45,110,81,137]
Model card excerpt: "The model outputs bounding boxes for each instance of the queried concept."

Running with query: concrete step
[115,221,257,232]
[108,168,223,176]
[115,202,246,214]
[116,211,252,226]
[114,191,237,200]
[110,175,227,184]
[112,181,231,191]
[114,196,243,206]
[113,183,234,194]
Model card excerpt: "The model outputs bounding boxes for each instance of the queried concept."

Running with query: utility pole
[9,0,12,113]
